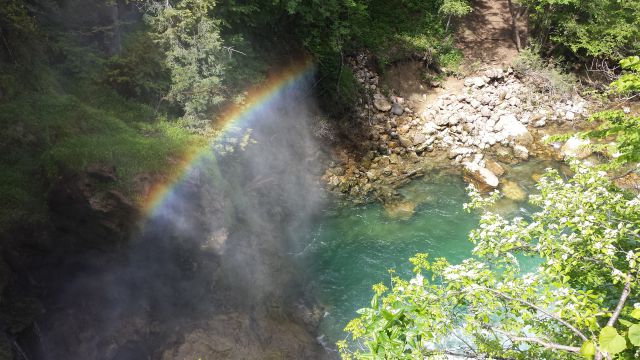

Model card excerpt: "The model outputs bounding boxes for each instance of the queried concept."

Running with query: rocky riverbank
[322,54,602,212]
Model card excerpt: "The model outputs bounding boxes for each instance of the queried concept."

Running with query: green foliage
[610,56,640,96]
[512,48,576,96]
[522,0,640,61]
[585,110,640,166]
[218,0,461,115]
[582,56,640,166]
[144,0,230,123]
[439,0,472,18]
[103,29,171,104]
[341,163,640,359]
[0,89,201,232]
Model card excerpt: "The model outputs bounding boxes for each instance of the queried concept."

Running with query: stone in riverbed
[384,200,416,220]
[399,135,413,148]
[423,121,439,135]
[373,97,392,112]
[485,159,505,177]
[501,180,527,201]
[391,103,404,116]
[463,161,499,189]
[412,133,426,145]
[496,114,533,145]
[560,136,592,159]
[512,144,529,160]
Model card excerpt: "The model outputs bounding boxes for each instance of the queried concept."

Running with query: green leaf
[619,319,633,327]
[631,308,640,320]
[629,324,640,346]
[580,340,596,358]
[599,326,627,355]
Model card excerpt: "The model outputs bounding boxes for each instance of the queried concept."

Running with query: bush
[512,49,577,97]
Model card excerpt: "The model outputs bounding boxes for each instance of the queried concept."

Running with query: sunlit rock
[485,159,505,177]
[501,180,527,202]
[463,161,499,190]
[560,136,592,159]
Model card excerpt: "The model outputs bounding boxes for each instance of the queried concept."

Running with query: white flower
[410,274,424,286]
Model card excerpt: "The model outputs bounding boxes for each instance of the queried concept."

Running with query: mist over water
[34,71,331,359]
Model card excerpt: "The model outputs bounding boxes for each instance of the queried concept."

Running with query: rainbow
[142,59,316,218]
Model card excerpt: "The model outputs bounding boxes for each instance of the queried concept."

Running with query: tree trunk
[507,0,521,51]
[110,0,122,55]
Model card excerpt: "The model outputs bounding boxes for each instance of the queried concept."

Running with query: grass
[0,87,203,232]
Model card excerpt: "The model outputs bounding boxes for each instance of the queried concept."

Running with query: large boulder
[463,162,499,190]
[373,94,392,112]
[485,159,505,177]
[560,136,592,159]
[496,114,533,145]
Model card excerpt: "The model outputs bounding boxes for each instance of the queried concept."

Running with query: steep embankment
[320,1,631,216]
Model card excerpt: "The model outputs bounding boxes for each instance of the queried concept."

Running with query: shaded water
[301,159,562,346]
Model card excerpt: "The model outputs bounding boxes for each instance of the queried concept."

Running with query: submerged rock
[384,200,416,220]
[501,180,527,201]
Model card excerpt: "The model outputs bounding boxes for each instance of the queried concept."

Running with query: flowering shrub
[340,162,639,359]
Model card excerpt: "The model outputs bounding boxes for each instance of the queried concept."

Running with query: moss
[0,87,203,232]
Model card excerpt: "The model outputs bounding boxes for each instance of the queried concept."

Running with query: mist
[31,71,331,360]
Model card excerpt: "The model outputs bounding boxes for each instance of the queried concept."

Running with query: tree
[340,163,640,359]
[583,56,640,167]
[519,0,640,61]
[143,0,230,125]
[439,0,472,33]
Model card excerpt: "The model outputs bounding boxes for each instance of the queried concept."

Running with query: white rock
[495,114,533,145]
[513,144,529,160]
[463,162,499,188]
[423,122,439,135]
[565,111,575,120]
[560,136,592,159]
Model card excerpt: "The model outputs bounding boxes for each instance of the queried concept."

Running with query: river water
[300,159,562,347]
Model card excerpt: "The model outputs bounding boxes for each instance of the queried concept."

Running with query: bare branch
[474,285,588,341]
[606,279,632,327]
[494,329,581,353]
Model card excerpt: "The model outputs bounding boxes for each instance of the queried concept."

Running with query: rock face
[560,136,592,159]
[160,312,328,360]
[324,56,592,199]
[463,162,499,189]
[47,166,141,247]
